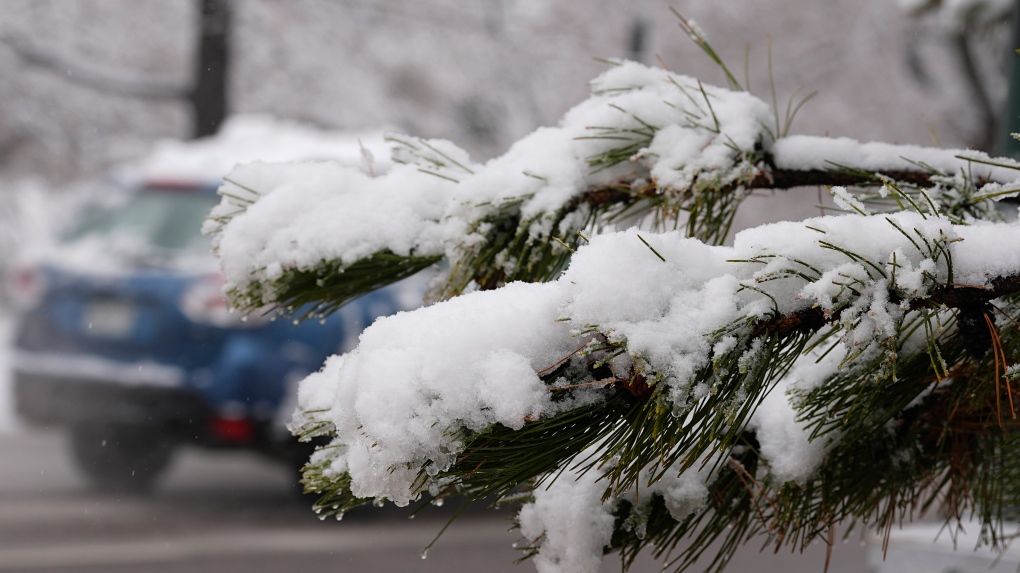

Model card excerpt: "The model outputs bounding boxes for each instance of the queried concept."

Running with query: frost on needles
[207,57,1020,573]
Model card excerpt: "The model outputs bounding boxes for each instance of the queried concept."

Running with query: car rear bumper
[14,370,309,461]
[13,349,199,428]
[12,350,186,388]
[14,370,209,430]
[11,349,306,458]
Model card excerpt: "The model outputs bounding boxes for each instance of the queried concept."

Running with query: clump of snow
[649,451,727,520]
[1006,364,1020,382]
[972,181,1020,203]
[518,458,618,573]
[299,281,579,506]
[516,446,730,573]
[590,63,768,199]
[773,136,1020,182]
[951,218,1020,284]
[747,350,843,483]
[210,160,460,307]
[830,185,869,214]
[558,231,742,404]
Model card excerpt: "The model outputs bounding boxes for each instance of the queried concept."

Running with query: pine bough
[207,51,1020,573]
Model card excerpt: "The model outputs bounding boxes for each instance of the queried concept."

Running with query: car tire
[277,438,317,499]
[69,423,176,493]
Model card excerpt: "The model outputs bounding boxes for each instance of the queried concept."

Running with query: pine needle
[637,234,667,262]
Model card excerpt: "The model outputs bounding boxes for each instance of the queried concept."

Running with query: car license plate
[82,300,137,338]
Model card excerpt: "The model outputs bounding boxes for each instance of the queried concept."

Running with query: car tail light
[209,415,256,443]
[180,273,266,328]
[9,264,46,309]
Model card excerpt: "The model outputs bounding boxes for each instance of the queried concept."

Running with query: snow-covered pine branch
[208,57,1020,573]
[284,205,1020,572]
[205,60,1020,322]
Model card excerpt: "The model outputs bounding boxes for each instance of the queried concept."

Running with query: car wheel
[69,423,176,493]
[279,438,318,498]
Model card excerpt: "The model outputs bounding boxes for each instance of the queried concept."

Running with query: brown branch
[752,274,1020,339]
[933,275,1020,309]
[750,168,939,190]
[575,166,949,213]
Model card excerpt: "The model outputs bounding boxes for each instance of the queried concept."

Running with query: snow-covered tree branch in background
[897,0,1014,150]
[208,20,1020,573]
[1,0,232,138]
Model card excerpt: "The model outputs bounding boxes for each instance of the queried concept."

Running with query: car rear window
[68,190,221,254]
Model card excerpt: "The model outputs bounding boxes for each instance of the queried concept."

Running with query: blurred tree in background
[0,0,1013,183]
[2,0,231,139]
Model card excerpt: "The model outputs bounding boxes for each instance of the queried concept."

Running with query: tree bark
[190,0,231,138]
[575,166,951,212]
[2,0,232,139]
[751,274,1020,339]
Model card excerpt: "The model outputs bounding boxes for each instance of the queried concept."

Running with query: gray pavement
[0,428,870,572]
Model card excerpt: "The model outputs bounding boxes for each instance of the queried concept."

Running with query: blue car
[11,181,410,491]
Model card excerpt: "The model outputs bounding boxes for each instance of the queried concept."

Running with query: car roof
[140,180,220,194]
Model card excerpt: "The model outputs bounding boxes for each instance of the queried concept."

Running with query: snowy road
[0,432,872,573]
[0,315,15,434]
[0,429,528,573]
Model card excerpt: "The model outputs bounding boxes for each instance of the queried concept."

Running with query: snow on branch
[207,60,1020,321]
[294,210,1020,498]
[291,207,1020,570]
[207,61,771,316]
